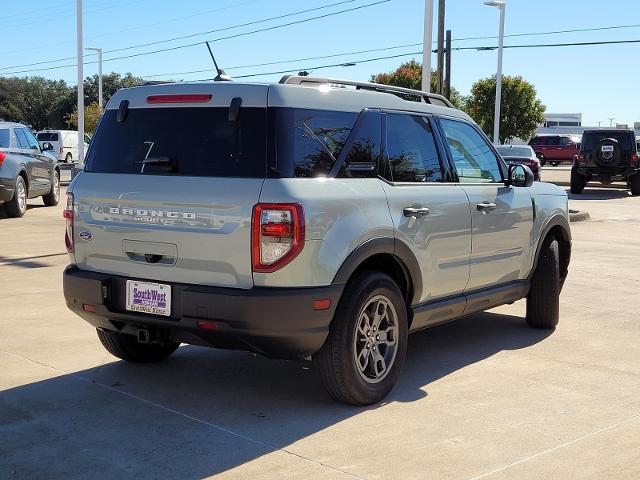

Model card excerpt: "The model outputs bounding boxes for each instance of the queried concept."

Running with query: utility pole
[421,0,434,92]
[608,117,615,127]
[444,29,452,99]
[76,0,85,169]
[436,0,445,94]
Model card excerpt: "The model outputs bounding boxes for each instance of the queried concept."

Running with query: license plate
[601,145,614,152]
[126,280,171,316]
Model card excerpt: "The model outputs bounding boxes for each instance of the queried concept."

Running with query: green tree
[466,75,545,143]
[370,59,464,109]
[69,102,102,134]
[83,72,145,107]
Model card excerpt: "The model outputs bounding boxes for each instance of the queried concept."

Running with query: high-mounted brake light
[252,203,305,273]
[0,152,5,166]
[146,94,212,104]
[63,193,74,254]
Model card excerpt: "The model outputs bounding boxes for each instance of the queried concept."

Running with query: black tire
[526,236,560,329]
[96,329,179,363]
[537,154,546,167]
[65,153,72,163]
[42,170,60,206]
[5,176,27,218]
[630,174,640,196]
[551,161,560,167]
[313,271,408,405]
[570,166,586,194]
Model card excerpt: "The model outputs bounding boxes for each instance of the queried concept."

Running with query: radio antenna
[206,41,232,82]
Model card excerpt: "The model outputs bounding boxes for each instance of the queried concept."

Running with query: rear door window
[37,132,60,142]
[14,129,30,149]
[0,129,9,148]
[384,113,443,182]
[273,108,357,177]
[85,107,267,177]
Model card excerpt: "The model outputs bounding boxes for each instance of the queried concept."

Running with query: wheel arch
[530,215,571,287]
[332,238,423,309]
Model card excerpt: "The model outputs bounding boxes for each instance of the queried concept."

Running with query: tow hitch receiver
[137,328,150,344]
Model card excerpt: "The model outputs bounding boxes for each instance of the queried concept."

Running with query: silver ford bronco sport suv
[63,76,571,405]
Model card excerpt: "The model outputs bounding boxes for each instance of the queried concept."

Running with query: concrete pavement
[1,187,639,479]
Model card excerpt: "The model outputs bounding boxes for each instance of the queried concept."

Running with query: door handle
[476,202,497,213]
[403,206,430,217]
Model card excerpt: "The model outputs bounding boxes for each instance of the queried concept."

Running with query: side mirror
[42,142,54,152]
[507,164,534,187]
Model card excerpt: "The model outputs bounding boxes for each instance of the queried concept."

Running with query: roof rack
[279,75,454,108]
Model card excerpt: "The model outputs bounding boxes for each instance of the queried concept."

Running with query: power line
[0,0,362,71]
[0,0,392,75]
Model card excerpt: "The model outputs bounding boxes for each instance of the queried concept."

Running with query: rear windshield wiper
[134,157,179,173]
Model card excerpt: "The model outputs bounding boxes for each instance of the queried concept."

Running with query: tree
[70,102,102,134]
[83,72,145,107]
[466,75,545,143]
[370,60,464,109]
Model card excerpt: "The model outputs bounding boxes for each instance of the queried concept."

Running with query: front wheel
[97,329,179,363]
[42,170,60,206]
[630,174,640,196]
[313,271,408,405]
[526,236,560,329]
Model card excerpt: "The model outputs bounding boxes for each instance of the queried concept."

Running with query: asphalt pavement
[1,184,639,479]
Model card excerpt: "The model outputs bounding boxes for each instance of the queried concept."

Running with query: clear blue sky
[2,0,639,126]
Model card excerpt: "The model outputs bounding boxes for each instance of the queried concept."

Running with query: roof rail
[279,75,454,108]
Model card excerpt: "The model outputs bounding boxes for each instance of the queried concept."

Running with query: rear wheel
[97,329,179,363]
[526,236,560,329]
[570,166,586,194]
[630,174,640,196]
[313,271,408,405]
[551,161,560,167]
[42,170,60,206]
[537,154,546,166]
[5,176,27,218]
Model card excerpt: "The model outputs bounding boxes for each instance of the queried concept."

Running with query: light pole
[76,0,84,167]
[484,0,505,145]
[86,47,103,111]
[422,0,434,92]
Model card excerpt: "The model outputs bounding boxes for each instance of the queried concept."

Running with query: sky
[1,0,639,127]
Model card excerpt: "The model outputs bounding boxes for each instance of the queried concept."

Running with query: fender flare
[529,214,571,282]
[332,237,423,305]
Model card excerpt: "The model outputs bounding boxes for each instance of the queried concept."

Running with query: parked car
[62,77,571,405]
[0,122,61,217]
[495,145,541,180]
[571,129,639,195]
[36,129,90,163]
[529,134,581,166]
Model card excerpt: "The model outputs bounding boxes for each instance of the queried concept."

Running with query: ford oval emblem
[79,231,93,241]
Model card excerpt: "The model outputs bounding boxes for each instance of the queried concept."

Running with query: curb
[569,209,591,223]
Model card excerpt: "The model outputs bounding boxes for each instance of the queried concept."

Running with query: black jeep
[571,129,640,195]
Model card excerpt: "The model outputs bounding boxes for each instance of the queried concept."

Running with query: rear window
[273,108,357,177]
[496,146,532,157]
[581,131,635,151]
[85,107,267,177]
[0,129,9,148]
[37,132,59,142]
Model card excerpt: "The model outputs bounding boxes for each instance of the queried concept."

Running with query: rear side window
[0,129,9,148]
[37,132,59,142]
[85,107,267,177]
[385,113,443,182]
[273,108,357,177]
[546,137,560,146]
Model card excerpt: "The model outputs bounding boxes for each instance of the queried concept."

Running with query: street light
[86,47,103,111]
[76,0,84,171]
[484,0,505,145]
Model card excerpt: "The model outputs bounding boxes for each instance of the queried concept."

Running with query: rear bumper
[63,266,343,359]
[0,177,15,202]
[575,165,638,180]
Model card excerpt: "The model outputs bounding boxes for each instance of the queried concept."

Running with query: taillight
[63,193,74,254]
[631,152,638,165]
[252,203,305,273]
[577,153,585,162]
[0,152,5,166]
[60,147,64,154]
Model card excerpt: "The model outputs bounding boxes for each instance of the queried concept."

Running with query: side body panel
[255,178,394,287]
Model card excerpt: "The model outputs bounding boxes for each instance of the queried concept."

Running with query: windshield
[0,129,9,148]
[85,107,267,177]
[496,146,532,157]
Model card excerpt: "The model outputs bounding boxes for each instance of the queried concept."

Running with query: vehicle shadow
[1,311,551,478]
[567,188,631,200]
